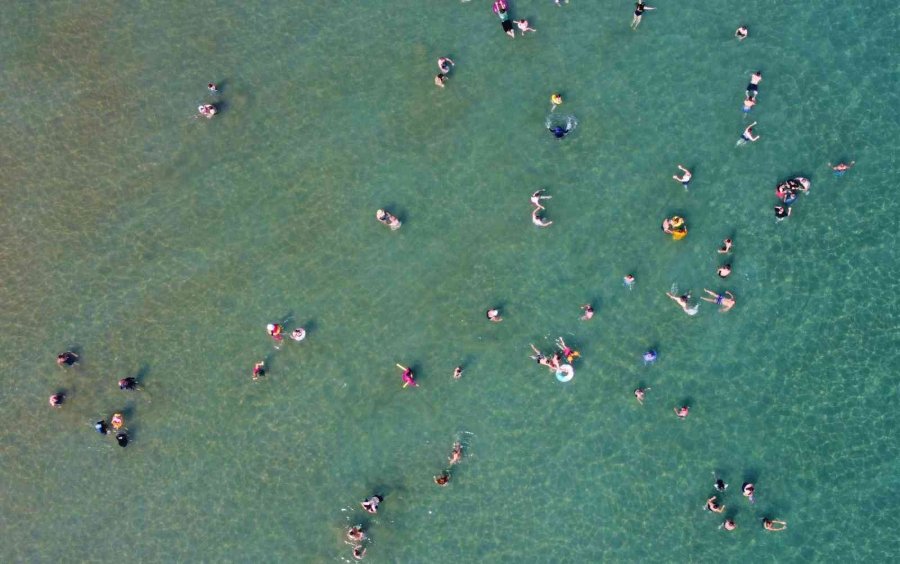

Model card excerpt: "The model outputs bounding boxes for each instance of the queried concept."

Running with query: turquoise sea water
[2,1,898,561]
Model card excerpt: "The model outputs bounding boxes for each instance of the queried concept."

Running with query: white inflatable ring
[556,364,574,383]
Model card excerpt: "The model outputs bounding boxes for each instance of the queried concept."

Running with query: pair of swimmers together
[666,289,735,314]
[530,189,553,227]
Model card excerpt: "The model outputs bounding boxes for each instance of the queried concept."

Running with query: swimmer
[747,72,762,97]
[718,238,733,254]
[661,216,687,236]
[95,420,109,435]
[555,337,580,363]
[49,393,64,407]
[376,208,402,230]
[434,472,450,486]
[774,205,791,220]
[529,344,552,368]
[580,304,594,320]
[57,351,79,366]
[453,366,463,380]
[666,291,695,315]
[642,350,657,364]
[705,496,725,513]
[634,387,649,404]
[717,264,732,278]
[530,189,552,209]
[742,482,756,503]
[111,412,125,431]
[347,526,367,542]
[198,104,217,118]
[735,26,748,40]
[763,518,787,531]
[550,93,563,111]
[674,405,690,419]
[672,165,692,189]
[437,57,455,74]
[252,361,265,380]
[487,308,502,322]
[532,208,553,227]
[631,2,655,30]
[435,73,448,88]
[549,353,563,371]
[352,545,367,560]
[624,274,636,289]
[714,477,728,492]
[449,442,463,464]
[737,121,760,145]
[829,161,855,176]
[742,95,756,113]
[701,289,735,312]
[290,328,306,342]
[361,495,383,514]
[266,323,283,341]
[398,364,418,388]
[497,6,516,38]
[548,124,571,139]
[722,519,737,531]
[118,377,137,390]
[554,0,570,5]
[515,20,536,35]
[207,82,219,93]
[116,432,128,448]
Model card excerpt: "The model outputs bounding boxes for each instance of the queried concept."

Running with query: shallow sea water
[1,1,898,562]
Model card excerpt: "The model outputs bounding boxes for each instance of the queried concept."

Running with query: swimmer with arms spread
[530,189,551,209]
[737,121,760,145]
[532,207,553,227]
[701,289,735,312]
[672,165,692,189]
[829,160,855,176]
[718,238,733,254]
[705,496,725,513]
[631,2,655,30]
[763,518,787,531]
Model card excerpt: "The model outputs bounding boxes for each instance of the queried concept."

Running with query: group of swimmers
[252,322,307,380]
[773,177,811,220]
[343,441,465,559]
[705,475,787,532]
[528,337,581,375]
[198,82,220,118]
[52,351,137,448]
[664,238,737,316]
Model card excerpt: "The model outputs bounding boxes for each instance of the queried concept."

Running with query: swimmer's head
[266,323,275,333]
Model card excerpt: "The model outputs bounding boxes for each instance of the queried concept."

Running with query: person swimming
[347,526,366,542]
[266,323,284,341]
[119,377,137,390]
[763,518,787,531]
[486,308,502,322]
[376,208,402,230]
[434,472,450,486]
[747,71,762,97]
[624,274,636,289]
[453,366,463,380]
[642,350,657,364]
[449,442,463,464]
[515,19,536,35]
[674,405,689,418]
[290,328,306,341]
[742,95,756,113]
[737,121,760,145]
[556,337,580,363]
[672,165,692,189]
[722,519,737,531]
[714,477,728,492]
[774,205,791,220]
[95,420,110,435]
[550,93,563,111]
[666,291,699,315]
[742,482,756,503]
[529,344,552,368]
[735,26,748,40]
[111,413,125,431]
[634,387,649,404]
[548,125,570,139]
[49,393,64,407]
[717,264,732,278]
[352,545,367,560]
[252,361,266,380]
[532,208,552,227]
[198,104,217,118]
[437,57,454,74]
[361,495,383,514]
[397,364,418,387]
[530,189,552,208]
[580,304,594,320]
[435,73,448,88]
[116,432,129,448]
[631,1,655,29]
[497,6,515,38]
[718,238,733,254]
[705,496,725,513]
[57,351,79,366]
[829,160,855,176]
[701,289,735,312]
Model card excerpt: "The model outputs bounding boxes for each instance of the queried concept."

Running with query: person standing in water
[735,26,748,40]
[624,274,636,289]
[634,387,649,404]
[631,2,655,29]
[580,304,594,320]
[486,308,502,322]
[118,377,137,390]
[453,366,463,380]
[718,238,733,254]
[49,393,65,407]
[361,495,383,514]
[672,165,692,189]
[435,73,448,88]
